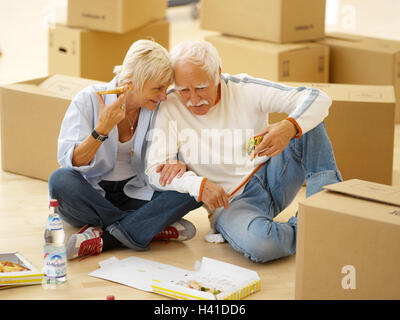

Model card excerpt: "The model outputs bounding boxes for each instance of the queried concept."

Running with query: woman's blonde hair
[113,39,173,92]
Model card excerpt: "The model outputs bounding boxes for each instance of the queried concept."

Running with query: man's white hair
[170,41,222,85]
[113,39,173,92]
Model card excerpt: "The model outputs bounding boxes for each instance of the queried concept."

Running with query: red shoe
[153,219,196,242]
[66,225,103,260]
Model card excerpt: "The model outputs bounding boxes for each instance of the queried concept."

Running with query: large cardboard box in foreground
[67,0,167,33]
[201,0,326,43]
[296,179,400,299]
[206,34,329,83]
[0,75,105,181]
[318,33,400,123]
[270,82,395,185]
[49,19,169,82]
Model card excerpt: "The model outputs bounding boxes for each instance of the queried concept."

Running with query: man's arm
[145,105,229,209]
[244,77,332,159]
[145,107,205,199]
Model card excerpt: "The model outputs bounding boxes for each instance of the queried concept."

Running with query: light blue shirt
[57,76,155,200]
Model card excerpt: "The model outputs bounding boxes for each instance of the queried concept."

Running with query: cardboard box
[67,0,167,33]
[0,75,105,181]
[89,256,261,300]
[206,34,329,83]
[318,33,400,122]
[269,82,395,185]
[200,0,326,43]
[49,19,170,82]
[0,253,44,288]
[296,179,400,299]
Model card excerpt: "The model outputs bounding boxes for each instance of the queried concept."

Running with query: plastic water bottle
[43,199,67,284]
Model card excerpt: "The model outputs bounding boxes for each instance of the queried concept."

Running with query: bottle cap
[49,199,59,207]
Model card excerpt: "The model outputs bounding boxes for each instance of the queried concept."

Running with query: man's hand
[95,90,127,135]
[201,180,229,211]
[250,119,298,160]
[156,160,187,186]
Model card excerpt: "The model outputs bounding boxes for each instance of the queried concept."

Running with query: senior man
[145,41,342,263]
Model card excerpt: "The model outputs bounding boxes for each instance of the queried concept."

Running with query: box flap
[325,32,400,54]
[323,179,400,207]
[39,74,105,99]
[282,82,396,103]
[1,75,105,100]
[326,32,364,42]
[208,34,320,54]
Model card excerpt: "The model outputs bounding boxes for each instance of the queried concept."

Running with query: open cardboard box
[0,253,44,288]
[296,179,400,299]
[0,74,105,181]
[89,256,261,300]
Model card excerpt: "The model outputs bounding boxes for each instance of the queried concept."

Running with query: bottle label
[44,249,67,279]
[46,215,63,231]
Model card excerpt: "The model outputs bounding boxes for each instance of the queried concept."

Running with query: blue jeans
[214,122,343,263]
[48,169,202,251]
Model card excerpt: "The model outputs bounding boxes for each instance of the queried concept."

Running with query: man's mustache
[186,99,209,107]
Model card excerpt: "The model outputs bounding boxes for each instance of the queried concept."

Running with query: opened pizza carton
[151,257,261,300]
[89,256,261,300]
[0,253,44,288]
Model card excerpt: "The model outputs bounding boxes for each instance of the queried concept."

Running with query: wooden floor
[0,3,399,300]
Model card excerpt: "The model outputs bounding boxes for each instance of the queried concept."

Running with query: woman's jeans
[214,122,343,263]
[48,170,202,251]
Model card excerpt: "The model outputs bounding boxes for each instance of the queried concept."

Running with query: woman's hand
[156,160,187,186]
[95,89,127,135]
[250,119,298,160]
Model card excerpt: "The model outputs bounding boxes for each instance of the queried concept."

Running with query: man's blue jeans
[48,170,202,251]
[214,122,343,263]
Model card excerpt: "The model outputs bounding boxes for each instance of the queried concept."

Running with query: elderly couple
[49,39,342,263]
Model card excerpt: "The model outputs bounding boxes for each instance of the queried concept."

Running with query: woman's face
[127,79,170,111]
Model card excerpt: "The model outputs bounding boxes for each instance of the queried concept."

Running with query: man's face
[174,62,220,116]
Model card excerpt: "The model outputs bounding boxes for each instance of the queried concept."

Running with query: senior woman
[49,40,202,260]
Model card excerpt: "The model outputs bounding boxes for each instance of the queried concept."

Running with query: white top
[103,135,136,181]
[145,73,332,200]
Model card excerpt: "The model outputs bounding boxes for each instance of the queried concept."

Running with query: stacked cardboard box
[49,0,170,82]
[269,82,396,185]
[318,33,400,123]
[201,0,329,83]
[201,0,326,43]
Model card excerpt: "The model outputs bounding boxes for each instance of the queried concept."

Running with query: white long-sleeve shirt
[145,73,332,199]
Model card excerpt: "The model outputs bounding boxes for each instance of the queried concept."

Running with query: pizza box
[89,256,261,300]
[0,253,44,288]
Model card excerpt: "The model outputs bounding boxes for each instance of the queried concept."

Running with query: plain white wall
[326,0,400,40]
